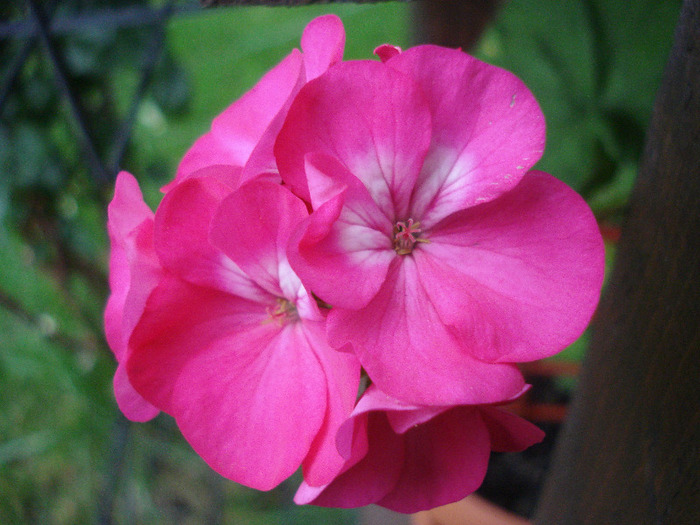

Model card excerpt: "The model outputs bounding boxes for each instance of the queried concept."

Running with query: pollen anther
[264,298,298,325]
[393,218,427,255]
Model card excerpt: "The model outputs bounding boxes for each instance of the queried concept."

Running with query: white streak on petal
[412,146,476,227]
[218,254,270,303]
[278,257,302,302]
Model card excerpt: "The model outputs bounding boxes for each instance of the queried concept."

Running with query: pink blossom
[125,178,360,490]
[167,14,346,191]
[104,171,161,422]
[106,16,604,508]
[279,46,605,406]
[294,385,544,513]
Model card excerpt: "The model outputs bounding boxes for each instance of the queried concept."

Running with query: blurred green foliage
[0,0,681,523]
[475,0,680,220]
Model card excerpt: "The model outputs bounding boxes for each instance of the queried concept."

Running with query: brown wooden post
[412,0,502,51]
[534,1,700,523]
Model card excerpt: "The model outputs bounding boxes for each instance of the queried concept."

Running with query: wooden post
[534,1,700,523]
[412,0,502,51]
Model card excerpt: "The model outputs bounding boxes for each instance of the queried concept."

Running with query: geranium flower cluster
[105,15,604,513]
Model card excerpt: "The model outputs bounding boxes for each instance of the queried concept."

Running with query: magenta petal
[154,176,267,302]
[387,46,546,225]
[107,171,154,242]
[113,363,159,422]
[328,258,526,405]
[478,407,545,452]
[171,49,303,187]
[352,385,448,435]
[105,172,157,359]
[297,393,496,512]
[213,49,304,163]
[301,14,345,81]
[386,405,449,435]
[302,321,361,486]
[376,407,491,513]
[295,412,404,507]
[374,44,401,62]
[211,181,309,298]
[288,154,394,310]
[171,134,244,189]
[422,170,605,362]
[105,172,160,418]
[116,219,161,358]
[276,60,431,216]
[128,276,327,490]
[104,243,128,355]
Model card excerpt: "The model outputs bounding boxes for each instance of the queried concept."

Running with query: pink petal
[154,176,268,303]
[211,49,304,162]
[113,363,159,422]
[478,407,545,452]
[302,320,361,486]
[209,181,309,298]
[385,405,449,435]
[301,14,345,81]
[128,276,327,490]
[105,172,160,419]
[167,134,243,191]
[296,391,498,512]
[327,257,526,406]
[295,412,404,507]
[276,60,432,217]
[119,220,162,359]
[374,44,401,63]
[105,173,154,350]
[287,153,394,310]
[376,407,491,513]
[386,46,546,226]
[421,170,605,362]
[351,385,448,434]
[172,49,304,186]
[107,171,154,241]
[104,229,130,357]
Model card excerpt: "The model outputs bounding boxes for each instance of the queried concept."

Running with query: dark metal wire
[0,0,61,116]
[0,2,201,39]
[0,37,35,116]
[5,1,198,185]
[25,0,111,183]
[5,0,403,186]
[106,1,178,178]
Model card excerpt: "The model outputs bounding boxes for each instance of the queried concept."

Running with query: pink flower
[294,385,544,513]
[106,17,604,509]
[167,14,346,191]
[125,177,360,490]
[278,46,605,406]
[104,171,161,422]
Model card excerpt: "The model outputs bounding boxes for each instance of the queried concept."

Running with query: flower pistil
[393,218,427,255]
[265,298,299,325]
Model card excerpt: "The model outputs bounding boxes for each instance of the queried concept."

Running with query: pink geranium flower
[278,46,605,406]
[168,14,345,191]
[105,16,604,510]
[104,171,161,422]
[294,385,544,513]
[125,178,360,490]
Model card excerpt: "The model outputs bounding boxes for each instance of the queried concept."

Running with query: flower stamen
[393,218,428,255]
[264,298,299,325]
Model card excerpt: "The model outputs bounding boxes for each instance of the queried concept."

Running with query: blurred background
[0,0,682,523]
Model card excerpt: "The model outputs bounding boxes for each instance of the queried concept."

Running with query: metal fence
[1,0,203,186]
